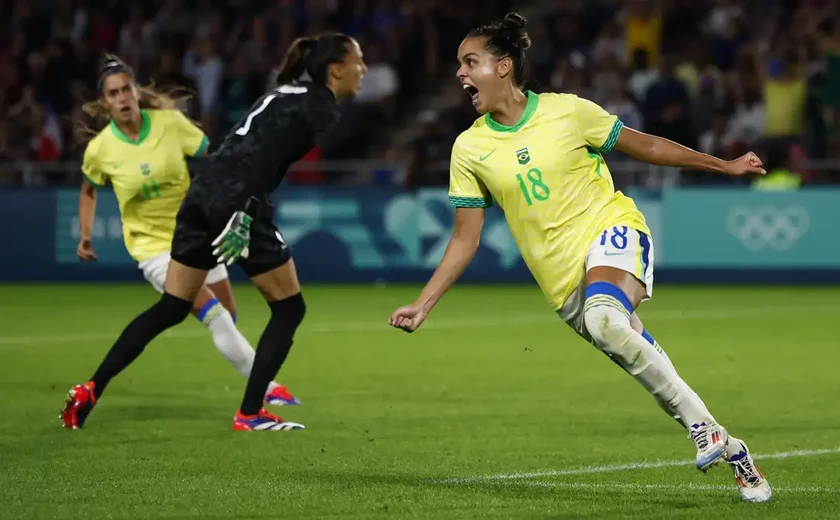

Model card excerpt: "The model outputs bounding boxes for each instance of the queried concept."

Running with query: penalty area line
[436,447,840,484]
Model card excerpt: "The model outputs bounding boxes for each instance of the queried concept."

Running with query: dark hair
[467,12,532,85]
[96,54,135,94]
[275,33,355,85]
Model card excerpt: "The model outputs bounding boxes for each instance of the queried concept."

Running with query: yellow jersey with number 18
[82,109,209,262]
[448,91,650,310]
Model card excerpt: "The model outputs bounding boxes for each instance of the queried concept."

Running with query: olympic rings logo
[725,205,810,251]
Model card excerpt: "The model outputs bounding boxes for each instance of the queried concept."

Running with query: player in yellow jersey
[389,13,771,503]
[62,55,298,429]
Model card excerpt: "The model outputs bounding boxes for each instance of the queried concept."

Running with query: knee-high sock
[196,299,278,393]
[583,282,715,429]
[238,293,306,415]
[640,328,709,429]
[91,293,192,398]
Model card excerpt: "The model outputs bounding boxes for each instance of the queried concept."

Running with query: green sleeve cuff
[599,119,624,153]
[82,172,104,188]
[449,195,492,208]
[193,135,209,157]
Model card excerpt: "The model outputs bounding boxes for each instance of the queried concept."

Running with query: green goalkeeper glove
[212,211,253,266]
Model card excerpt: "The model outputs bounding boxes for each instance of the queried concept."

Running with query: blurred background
[1,0,839,283]
[5,3,840,515]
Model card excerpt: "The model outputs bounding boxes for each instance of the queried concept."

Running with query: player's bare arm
[77,179,98,262]
[389,207,484,333]
[614,126,767,176]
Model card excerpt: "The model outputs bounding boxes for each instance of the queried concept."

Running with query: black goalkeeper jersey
[191,81,340,208]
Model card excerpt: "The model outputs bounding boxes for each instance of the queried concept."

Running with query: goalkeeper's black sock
[238,293,306,415]
[90,293,192,399]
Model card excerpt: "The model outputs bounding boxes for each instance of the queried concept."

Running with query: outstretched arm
[389,207,484,332]
[614,126,766,176]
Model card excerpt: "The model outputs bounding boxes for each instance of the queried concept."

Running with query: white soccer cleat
[690,421,728,472]
[725,437,772,503]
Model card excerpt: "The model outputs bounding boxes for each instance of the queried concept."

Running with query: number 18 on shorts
[586,226,655,299]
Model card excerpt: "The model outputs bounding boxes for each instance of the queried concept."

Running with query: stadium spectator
[624,0,663,67]
[640,54,696,157]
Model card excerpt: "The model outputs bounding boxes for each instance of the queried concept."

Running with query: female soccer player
[388,13,772,503]
[61,35,366,432]
[61,54,300,429]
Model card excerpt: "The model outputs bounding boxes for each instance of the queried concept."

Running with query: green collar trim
[485,91,539,133]
[110,110,151,145]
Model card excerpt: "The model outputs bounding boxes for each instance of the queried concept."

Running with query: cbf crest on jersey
[516,147,530,165]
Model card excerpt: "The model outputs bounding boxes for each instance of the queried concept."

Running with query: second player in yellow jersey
[82,108,207,262]
[389,12,772,503]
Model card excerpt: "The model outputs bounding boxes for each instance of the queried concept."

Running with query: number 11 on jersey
[142,180,160,199]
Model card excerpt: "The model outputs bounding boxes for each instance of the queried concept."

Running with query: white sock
[583,294,715,429]
[641,330,709,429]
[198,301,279,393]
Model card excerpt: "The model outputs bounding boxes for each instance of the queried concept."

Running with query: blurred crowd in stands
[2,0,839,189]
[408,0,840,189]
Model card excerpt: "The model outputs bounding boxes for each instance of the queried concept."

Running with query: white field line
[521,481,840,495]
[436,447,840,485]
[1,304,838,346]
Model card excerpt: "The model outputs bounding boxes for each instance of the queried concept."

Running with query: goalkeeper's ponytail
[274,32,354,85]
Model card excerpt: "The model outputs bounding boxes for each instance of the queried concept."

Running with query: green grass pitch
[1,283,839,519]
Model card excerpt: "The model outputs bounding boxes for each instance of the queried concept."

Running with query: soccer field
[1,283,839,519]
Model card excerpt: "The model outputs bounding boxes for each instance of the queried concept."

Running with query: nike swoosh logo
[479,150,496,161]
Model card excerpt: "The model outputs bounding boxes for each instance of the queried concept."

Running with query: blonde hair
[76,83,195,142]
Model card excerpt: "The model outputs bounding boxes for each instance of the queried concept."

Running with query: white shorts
[138,251,229,294]
[557,226,655,343]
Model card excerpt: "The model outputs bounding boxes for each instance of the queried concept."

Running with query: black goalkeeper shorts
[171,189,291,278]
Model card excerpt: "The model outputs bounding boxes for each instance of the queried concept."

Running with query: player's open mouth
[463,84,479,105]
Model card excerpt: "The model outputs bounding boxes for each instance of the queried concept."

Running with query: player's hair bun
[466,11,532,85]
[502,12,527,30]
[500,12,531,51]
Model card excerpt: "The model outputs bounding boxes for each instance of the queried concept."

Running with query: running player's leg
[195,268,251,377]
[628,313,668,364]
[206,272,238,323]
[203,268,298,405]
[92,261,206,396]
[630,311,771,501]
[232,215,305,431]
[581,227,726,471]
[60,196,215,429]
[59,259,206,430]
[629,312,703,425]
[140,254,253,381]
